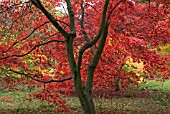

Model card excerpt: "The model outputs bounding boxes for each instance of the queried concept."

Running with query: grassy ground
[0,79,170,114]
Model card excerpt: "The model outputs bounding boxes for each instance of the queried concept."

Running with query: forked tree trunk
[65,35,97,113]
[30,0,113,113]
[74,22,109,114]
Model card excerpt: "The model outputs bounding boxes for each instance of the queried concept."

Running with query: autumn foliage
[0,0,170,113]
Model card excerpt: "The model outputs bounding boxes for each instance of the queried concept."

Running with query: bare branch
[77,0,110,73]
[107,0,122,21]
[85,3,98,12]
[0,68,72,83]
[86,22,109,92]
[65,0,76,34]
[79,2,89,41]
[56,19,69,26]
[79,3,96,55]
[5,21,50,52]
[0,39,65,60]
[61,3,68,15]
[30,0,68,37]
[42,32,59,40]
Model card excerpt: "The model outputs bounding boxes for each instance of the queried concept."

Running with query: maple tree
[0,0,169,113]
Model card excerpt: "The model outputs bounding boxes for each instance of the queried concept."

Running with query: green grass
[139,79,170,92]
[62,79,170,113]
[0,87,56,113]
[0,79,170,113]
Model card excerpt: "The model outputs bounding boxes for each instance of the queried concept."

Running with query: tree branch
[85,3,98,12]
[79,2,96,55]
[107,0,122,21]
[56,19,70,26]
[65,0,76,34]
[64,1,77,74]
[86,22,109,92]
[77,0,110,77]
[0,39,65,60]
[5,21,50,52]
[30,0,68,37]
[3,68,72,83]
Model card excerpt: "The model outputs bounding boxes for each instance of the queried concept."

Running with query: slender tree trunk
[65,1,109,113]
[76,89,96,114]
[66,23,109,114]
[115,77,120,91]
[66,35,96,114]
[73,72,96,114]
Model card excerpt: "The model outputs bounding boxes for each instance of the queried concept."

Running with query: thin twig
[107,0,122,21]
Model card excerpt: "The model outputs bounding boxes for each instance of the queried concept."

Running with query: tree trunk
[75,22,109,114]
[115,77,120,91]
[73,74,96,114]
[66,35,96,113]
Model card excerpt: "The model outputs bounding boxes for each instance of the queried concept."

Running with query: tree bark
[115,77,120,91]
[74,72,96,114]
[66,34,96,114]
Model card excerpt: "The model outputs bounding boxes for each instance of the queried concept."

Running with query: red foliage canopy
[0,0,169,111]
